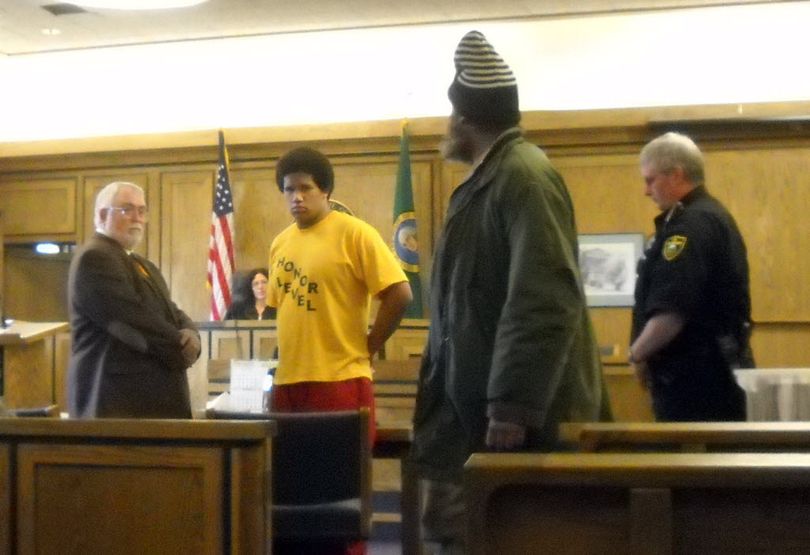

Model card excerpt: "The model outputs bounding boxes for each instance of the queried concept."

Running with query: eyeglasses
[108,204,149,219]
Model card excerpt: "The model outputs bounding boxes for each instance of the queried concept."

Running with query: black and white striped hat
[448,30,520,128]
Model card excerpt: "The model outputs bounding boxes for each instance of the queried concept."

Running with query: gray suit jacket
[67,233,198,418]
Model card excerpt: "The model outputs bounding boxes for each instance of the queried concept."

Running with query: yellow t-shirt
[268,211,407,385]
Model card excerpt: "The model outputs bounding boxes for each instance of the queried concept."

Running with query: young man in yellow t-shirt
[267,147,413,443]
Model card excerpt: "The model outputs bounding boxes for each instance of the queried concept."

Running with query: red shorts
[270,377,376,444]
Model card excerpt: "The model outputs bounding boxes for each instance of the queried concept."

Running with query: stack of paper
[228,359,272,413]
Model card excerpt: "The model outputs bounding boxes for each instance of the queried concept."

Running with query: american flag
[207,130,235,320]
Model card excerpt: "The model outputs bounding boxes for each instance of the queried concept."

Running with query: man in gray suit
[67,181,200,418]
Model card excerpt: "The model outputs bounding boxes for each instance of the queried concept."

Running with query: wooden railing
[465,451,810,555]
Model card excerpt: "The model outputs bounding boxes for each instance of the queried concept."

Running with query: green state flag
[392,121,424,318]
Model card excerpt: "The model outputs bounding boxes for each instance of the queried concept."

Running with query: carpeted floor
[370,491,405,554]
[369,540,401,555]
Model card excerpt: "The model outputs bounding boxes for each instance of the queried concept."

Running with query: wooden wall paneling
[702,146,810,322]
[252,328,278,360]
[588,308,633,365]
[210,329,251,360]
[77,175,91,247]
[146,169,163,266]
[228,166,288,272]
[2,107,810,426]
[81,173,151,256]
[750,323,810,368]
[331,155,434,316]
[591,303,653,422]
[331,157,400,239]
[435,149,651,237]
[437,160,469,237]
[160,169,214,322]
[384,323,428,360]
[16,443,222,555]
[0,178,77,238]
[603,367,655,422]
[3,248,71,322]
[5,102,810,166]
[553,153,656,235]
[554,151,650,378]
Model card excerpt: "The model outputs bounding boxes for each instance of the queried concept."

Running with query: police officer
[630,132,753,421]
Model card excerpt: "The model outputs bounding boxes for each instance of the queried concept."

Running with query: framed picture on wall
[578,233,645,307]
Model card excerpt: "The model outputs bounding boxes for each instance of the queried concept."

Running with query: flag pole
[392,119,424,318]
[207,130,236,321]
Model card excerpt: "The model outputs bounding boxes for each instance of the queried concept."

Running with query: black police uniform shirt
[632,185,751,419]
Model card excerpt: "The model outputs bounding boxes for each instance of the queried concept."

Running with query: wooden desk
[0,417,273,554]
[0,321,68,409]
[375,422,421,555]
[465,451,810,555]
[370,358,421,555]
[572,421,810,452]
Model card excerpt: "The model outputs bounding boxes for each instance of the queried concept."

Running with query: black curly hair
[275,147,334,196]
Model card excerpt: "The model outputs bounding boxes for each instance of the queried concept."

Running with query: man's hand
[485,419,526,451]
[178,328,201,367]
[628,312,684,390]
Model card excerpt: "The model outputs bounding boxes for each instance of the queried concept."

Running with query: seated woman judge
[224,268,277,320]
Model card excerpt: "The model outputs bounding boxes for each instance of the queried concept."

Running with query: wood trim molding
[3,101,810,173]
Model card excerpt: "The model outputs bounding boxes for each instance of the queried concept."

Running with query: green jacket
[411,129,609,480]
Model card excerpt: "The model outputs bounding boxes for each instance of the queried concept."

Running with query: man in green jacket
[410,30,610,554]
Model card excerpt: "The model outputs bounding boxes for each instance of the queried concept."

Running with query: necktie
[131,254,176,323]
[132,255,151,280]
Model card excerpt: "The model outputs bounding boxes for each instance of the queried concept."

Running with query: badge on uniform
[662,235,687,261]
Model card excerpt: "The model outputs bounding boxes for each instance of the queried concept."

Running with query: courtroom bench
[564,421,810,453]
[465,451,810,555]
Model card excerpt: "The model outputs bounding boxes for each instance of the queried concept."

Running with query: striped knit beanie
[448,30,520,128]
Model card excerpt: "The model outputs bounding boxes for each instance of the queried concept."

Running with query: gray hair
[640,132,705,187]
[94,181,145,230]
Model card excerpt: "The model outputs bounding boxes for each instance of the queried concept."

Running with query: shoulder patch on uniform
[662,235,687,261]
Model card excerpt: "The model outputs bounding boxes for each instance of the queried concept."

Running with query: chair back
[270,409,371,506]
[207,407,373,540]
